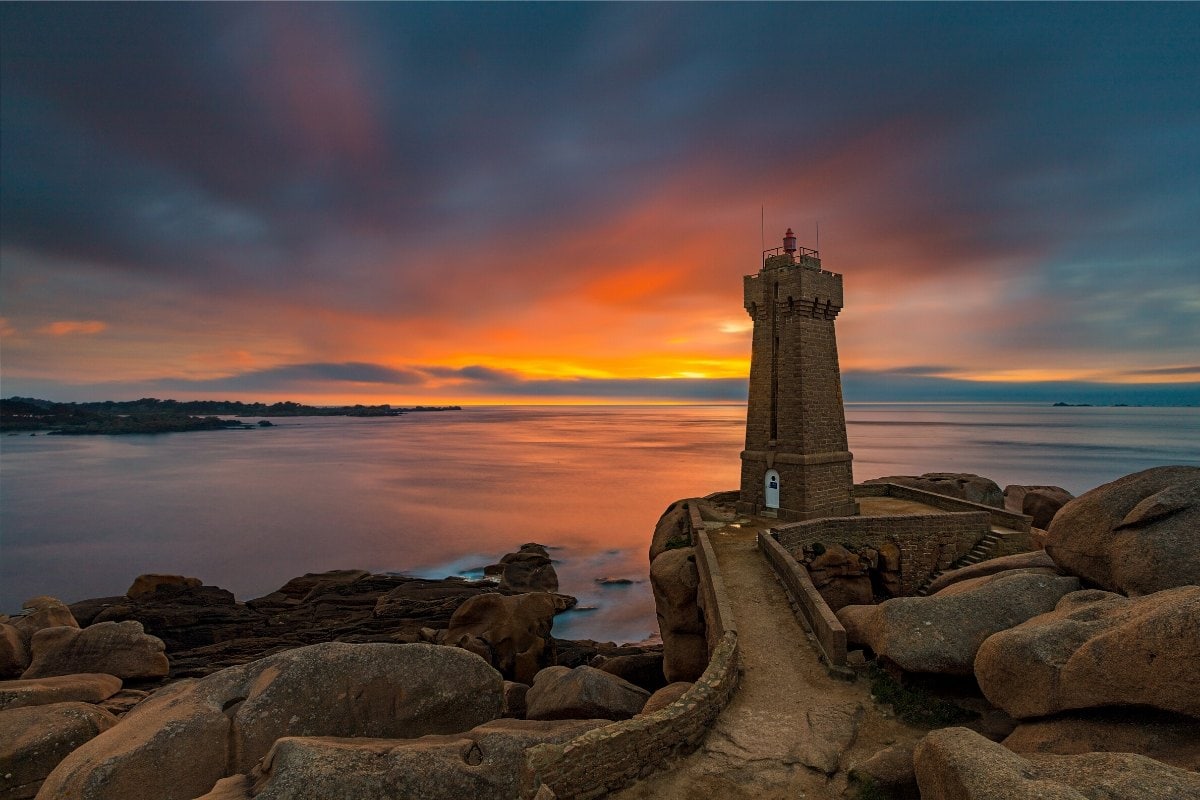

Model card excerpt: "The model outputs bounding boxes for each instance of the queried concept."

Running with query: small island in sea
[0,397,461,436]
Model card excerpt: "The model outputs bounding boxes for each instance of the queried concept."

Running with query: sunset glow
[1,4,1197,406]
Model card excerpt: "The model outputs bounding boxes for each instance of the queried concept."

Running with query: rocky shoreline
[3,467,1197,800]
[1,544,668,800]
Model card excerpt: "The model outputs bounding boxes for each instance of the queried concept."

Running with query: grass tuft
[867,663,978,728]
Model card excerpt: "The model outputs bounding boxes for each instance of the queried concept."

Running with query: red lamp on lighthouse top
[783,228,797,254]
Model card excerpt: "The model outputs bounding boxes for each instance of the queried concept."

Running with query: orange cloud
[41,320,107,336]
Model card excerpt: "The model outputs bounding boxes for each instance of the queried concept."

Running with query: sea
[2,403,1197,643]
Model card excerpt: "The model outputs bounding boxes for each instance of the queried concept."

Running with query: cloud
[41,320,107,336]
[1,5,1197,401]
[1122,365,1200,377]
[156,362,427,392]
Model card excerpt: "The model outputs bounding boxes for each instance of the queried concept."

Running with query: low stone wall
[759,531,847,670]
[694,529,736,651]
[520,631,740,800]
[854,482,1032,533]
[773,511,990,596]
[687,502,706,541]
[520,509,741,800]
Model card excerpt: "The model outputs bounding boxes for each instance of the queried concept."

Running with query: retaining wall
[853,482,1032,533]
[520,513,740,799]
[694,529,735,652]
[520,631,739,800]
[773,510,988,595]
[758,531,847,669]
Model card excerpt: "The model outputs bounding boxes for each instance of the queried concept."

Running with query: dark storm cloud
[1124,366,1200,377]
[159,362,428,392]
[6,5,1197,282]
[148,361,748,401]
[2,3,1198,395]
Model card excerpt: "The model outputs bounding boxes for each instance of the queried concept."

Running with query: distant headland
[0,397,461,435]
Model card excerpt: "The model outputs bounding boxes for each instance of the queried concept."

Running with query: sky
[2,3,1198,405]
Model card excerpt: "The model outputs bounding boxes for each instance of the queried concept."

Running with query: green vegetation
[664,533,693,551]
[849,776,889,800]
[0,396,461,435]
[867,663,978,728]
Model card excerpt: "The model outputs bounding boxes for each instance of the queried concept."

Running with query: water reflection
[2,403,1196,642]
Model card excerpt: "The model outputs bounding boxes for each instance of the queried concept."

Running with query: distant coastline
[0,397,461,435]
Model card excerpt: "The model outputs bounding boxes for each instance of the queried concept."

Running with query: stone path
[610,526,923,800]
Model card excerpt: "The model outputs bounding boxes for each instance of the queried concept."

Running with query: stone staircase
[915,530,1003,596]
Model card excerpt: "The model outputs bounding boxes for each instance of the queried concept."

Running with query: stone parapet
[758,531,848,671]
[520,631,740,800]
[520,507,741,799]
[773,511,991,596]
[854,483,1032,533]
[694,529,737,651]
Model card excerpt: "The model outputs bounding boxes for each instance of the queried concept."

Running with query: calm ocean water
[3,403,1197,641]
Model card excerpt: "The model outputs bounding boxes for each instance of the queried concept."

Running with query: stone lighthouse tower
[737,229,858,520]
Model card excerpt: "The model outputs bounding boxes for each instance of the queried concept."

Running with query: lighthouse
[736,230,858,520]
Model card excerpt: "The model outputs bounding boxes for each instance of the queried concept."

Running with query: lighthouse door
[764,470,781,509]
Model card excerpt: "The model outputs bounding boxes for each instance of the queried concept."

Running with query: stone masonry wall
[520,519,741,800]
[738,256,856,519]
[854,482,1031,533]
[773,512,990,596]
[759,531,847,669]
[520,632,740,800]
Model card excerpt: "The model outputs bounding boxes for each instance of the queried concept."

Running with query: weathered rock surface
[649,500,692,563]
[36,642,503,800]
[975,586,1200,719]
[915,726,1200,800]
[1045,465,1200,595]
[272,569,373,601]
[650,547,707,682]
[125,574,202,600]
[1004,485,1073,524]
[553,638,663,671]
[837,572,1081,674]
[11,597,79,645]
[803,544,873,611]
[502,681,528,718]
[96,689,149,718]
[924,550,1060,596]
[71,571,554,679]
[1021,489,1074,530]
[1004,484,1052,513]
[594,651,666,692]
[526,665,650,721]
[494,544,559,593]
[849,743,918,800]
[90,585,261,653]
[1,623,29,679]
[866,473,1004,508]
[22,621,169,680]
[1002,709,1200,772]
[640,681,693,716]
[234,719,605,800]
[877,541,903,596]
[795,702,863,775]
[1,702,118,800]
[0,674,122,711]
[444,592,559,684]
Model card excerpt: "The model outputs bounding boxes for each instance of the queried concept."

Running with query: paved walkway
[611,526,923,800]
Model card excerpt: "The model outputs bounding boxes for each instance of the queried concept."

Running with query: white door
[764,469,781,509]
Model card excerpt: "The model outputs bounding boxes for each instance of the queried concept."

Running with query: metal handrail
[762,245,820,261]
